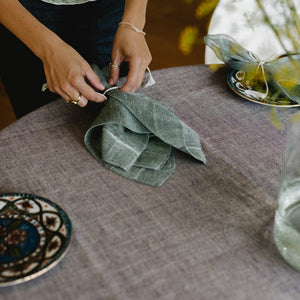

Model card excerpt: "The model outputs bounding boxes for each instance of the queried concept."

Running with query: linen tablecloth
[0,65,299,299]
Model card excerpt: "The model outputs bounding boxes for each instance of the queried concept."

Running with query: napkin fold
[84,65,206,186]
[204,34,300,103]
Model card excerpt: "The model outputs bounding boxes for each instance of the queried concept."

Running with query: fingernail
[96,92,107,101]
[109,79,114,86]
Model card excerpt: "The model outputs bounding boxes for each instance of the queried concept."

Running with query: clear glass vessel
[274,112,300,271]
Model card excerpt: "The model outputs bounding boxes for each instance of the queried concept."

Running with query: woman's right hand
[41,40,106,107]
[0,0,106,107]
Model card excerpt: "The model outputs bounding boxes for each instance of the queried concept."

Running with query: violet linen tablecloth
[84,65,206,186]
[1,65,300,299]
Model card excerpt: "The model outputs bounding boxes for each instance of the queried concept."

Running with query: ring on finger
[109,62,120,69]
[66,94,81,105]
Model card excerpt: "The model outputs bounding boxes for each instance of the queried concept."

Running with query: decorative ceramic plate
[0,193,72,286]
[227,69,300,107]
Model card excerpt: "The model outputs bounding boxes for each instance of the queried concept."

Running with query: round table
[1,65,299,299]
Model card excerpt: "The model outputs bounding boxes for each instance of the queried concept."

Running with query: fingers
[120,60,148,93]
[67,93,88,107]
[77,80,106,103]
[41,43,107,108]
[70,67,106,103]
[109,62,122,86]
[59,88,88,107]
[45,63,106,107]
[48,73,106,107]
[55,80,104,107]
[75,95,88,107]
[85,68,105,91]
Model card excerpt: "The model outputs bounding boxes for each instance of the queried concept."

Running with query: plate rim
[227,69,300,108]
[0,192,73,287]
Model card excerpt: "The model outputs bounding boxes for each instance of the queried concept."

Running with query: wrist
[121,16,146,31]
[34,32,65,61]
[118,21,146,35]
[122,0,148,30]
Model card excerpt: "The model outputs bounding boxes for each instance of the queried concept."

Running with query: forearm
[0,0,64,60]
[121,0,148,30]
[0,0,106,105]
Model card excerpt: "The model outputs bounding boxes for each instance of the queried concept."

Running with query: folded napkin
[204,34,300,103]
[84,65,206,186]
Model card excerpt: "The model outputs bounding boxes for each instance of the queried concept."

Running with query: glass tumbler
[274,112,300,271]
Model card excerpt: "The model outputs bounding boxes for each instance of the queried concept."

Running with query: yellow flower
[179,25,199,55]
[195,0,219,19]
[273,64,299,89]
[291,112,300,124]
[270,107,283,130]
[208,64,222,72]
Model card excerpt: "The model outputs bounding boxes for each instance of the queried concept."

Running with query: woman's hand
[0,0,107,107]
[41,40,106,107]
[109,24,152,92]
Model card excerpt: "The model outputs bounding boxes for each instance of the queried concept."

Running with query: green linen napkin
[204,34,300,103]
[84,65,206,186]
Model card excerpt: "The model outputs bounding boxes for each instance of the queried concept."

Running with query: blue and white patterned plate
[227,69,300,107]
[0,193,72,286]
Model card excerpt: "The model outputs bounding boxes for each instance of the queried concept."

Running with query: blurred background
[145,0,209,69]
[0,0,211,130]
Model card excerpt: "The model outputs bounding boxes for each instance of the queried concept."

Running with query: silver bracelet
[119,21,146,36]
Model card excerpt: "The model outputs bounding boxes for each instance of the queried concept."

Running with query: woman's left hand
[109,25,152,92]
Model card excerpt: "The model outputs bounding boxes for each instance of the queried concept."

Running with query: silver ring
[109,62,120,69]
